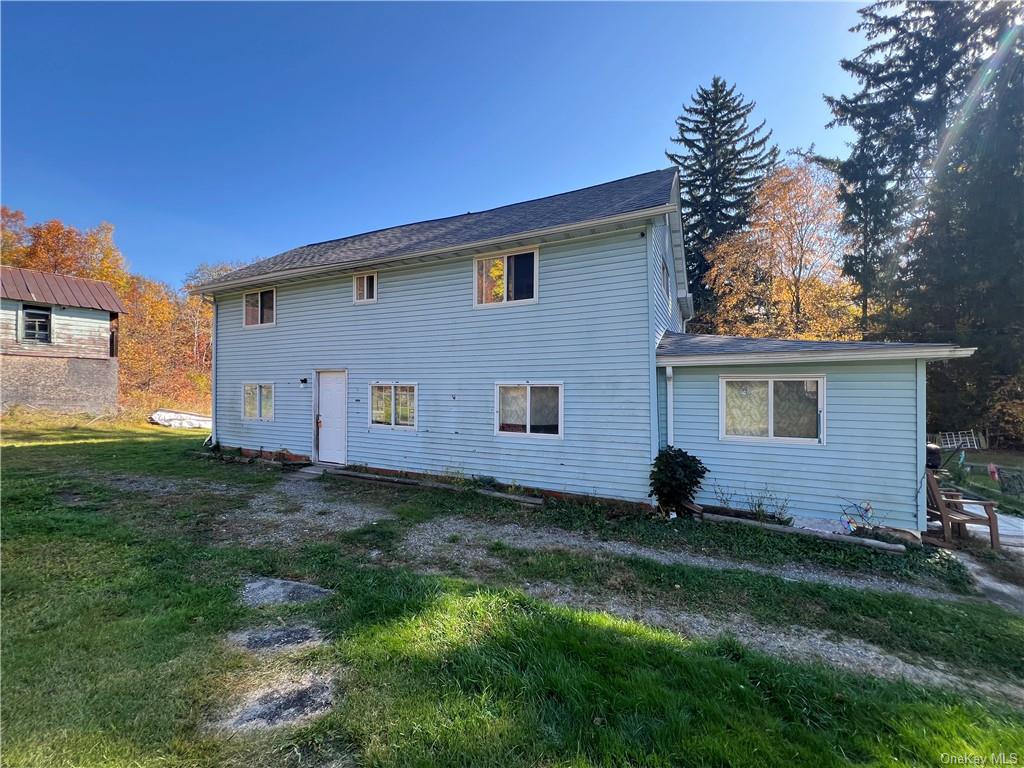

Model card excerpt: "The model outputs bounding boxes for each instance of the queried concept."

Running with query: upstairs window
[721,376,824,444]
[354,273,377,304]
[243,289,275,326]
[475,251,537,307]
[496,383,562,437]
[22,304,51,342]
[370,383,417,429]
[242,383,274,421]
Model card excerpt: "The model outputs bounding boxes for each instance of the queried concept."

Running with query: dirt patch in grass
[212,475,395,547]
[400,515,970,602]
[525,580,1024,706]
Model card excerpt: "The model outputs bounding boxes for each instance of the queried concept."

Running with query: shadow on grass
[4,420,1023,766]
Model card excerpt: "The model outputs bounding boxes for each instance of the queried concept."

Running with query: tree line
[1,207,234,414]
[667,1,1022,445]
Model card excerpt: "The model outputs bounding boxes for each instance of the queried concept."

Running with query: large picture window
[370,383,417,429]
[243,289,275,326]
[242,384,274,421]
[720,376,824,443]
[474,251,537,307]
[496,383,562,437]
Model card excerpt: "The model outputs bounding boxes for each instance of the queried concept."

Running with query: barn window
[243,289,275,326]
[22,304,51,342]
[242,384,274,420]
[474,251,537,307]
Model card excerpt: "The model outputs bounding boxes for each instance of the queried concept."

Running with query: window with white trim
[22,304,52,342]
[243,383,274,420]
[370,383,416,428]
[475,251,537,306]
[720,376,824,443]
[243,289,275,326]
[354,273,377,303]
[496,383,562,436]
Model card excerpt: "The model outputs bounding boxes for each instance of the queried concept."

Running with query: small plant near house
[649,447,708,517]
[711,480,737,509]
[746,485,793,526]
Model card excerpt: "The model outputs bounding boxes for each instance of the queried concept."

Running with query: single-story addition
[1,266,126,414]
[194,168,973,532]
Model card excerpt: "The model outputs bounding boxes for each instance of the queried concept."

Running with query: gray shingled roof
[657,332,962,358]
[199,168,677,291]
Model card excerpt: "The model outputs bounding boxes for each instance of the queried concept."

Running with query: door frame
[312,368,348,464]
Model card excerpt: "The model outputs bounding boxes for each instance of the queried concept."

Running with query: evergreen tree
[667,77,778,326]
[827,1,1023,436]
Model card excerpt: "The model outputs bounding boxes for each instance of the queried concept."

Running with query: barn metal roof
[197,168,679,293]
[0,266,128,314]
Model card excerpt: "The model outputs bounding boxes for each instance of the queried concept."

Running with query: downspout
[210,298,218,446]
[665,209,695,333]
[665,365,674,446]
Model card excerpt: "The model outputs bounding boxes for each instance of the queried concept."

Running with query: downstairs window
[496,383,562,437]
[721,376,824,443]
[370,383,417,429]
[243,384,274,421]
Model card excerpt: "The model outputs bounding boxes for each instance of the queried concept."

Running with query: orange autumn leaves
[704,160,862,340]
[2,207,233,414]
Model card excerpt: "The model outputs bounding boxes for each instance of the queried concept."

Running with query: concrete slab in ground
[213,672,334,731]
[241,577,334,607]
[228,623,325,653]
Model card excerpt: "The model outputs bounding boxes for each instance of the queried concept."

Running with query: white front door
[317,371,347,464]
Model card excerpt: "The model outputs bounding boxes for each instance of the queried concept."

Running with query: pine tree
[826,1,1024,435]
[666,77,778,325]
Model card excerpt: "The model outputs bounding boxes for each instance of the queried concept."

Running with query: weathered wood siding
[213,229,657,501]
[669,360,925,529]
[0,299,111,359]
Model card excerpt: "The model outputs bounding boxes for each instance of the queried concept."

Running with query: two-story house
[1,266,125,414]
[195,169,972,532]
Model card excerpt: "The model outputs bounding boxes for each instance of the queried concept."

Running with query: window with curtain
[497,383,561,436]
[721,376,823,443]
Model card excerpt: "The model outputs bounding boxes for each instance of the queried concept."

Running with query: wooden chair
[925,470,1000,550]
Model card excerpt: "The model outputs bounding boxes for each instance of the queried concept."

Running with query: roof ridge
[287,168,677,253]
[0,264,114,286]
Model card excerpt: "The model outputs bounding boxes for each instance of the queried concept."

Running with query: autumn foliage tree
[1,206,229,413]
[704,160,861,340]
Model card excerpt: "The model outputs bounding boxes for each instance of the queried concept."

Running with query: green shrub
[649,447,708,514]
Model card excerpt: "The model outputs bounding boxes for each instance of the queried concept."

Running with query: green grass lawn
[3,415,1024,767]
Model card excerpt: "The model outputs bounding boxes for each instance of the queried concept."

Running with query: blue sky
[2,2,864,285]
